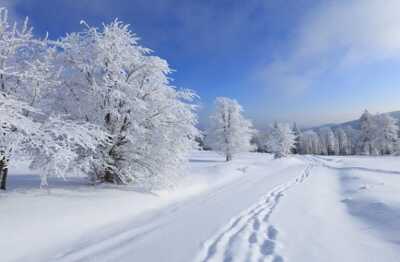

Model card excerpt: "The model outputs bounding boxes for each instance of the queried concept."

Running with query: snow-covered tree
[0,8,199,190]
[252,133,266,153]
[311,131,324,154]
[292,122,302,154]
[374,113,399,154]
[251,125,274,153]
[206,97,255,161]
[53,20,198,188]
[335,127,351,155]
[0,9,67,189]
[358,110,378,155]
[344,126,360,155]
[298,132,309,154]
[299,130,323,155]
[356,111,399,155]
[0,8,59,107]
[0,122,17,190]
[266,123,297,158]
[0,91,107,189]
[318,127,338,155]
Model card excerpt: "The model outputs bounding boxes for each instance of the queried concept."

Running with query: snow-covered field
[1,151,400,262]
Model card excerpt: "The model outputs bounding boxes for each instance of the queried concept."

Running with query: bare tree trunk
[0,157,8,190]
[274,152,283,159]
[100,112,130,184]
[226,153,232,162]
[104,167,116,183]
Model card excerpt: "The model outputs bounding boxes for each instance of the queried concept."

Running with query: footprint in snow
[249,232,258,244]
[260,239,275,256]
[253,218,261,231]
[267,226,278,240]
[272,255,285,262]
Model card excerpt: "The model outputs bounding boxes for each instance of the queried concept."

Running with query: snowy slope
[1,152,400,262]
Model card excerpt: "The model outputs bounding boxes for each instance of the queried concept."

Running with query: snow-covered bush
[206,97,255,161]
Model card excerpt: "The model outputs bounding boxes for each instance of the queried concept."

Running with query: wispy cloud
[259,0,400,93]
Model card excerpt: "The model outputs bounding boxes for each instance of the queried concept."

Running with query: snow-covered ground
[1,151,400,262]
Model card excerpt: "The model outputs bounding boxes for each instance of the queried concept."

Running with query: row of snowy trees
[259,110,400,157]
[0,8,198,190]
[203,98,295,160]
[298,111,400,156]
[204,102,400,161]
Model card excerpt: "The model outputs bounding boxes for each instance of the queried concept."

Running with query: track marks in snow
[311,156,400,176]
[196,164,313,262]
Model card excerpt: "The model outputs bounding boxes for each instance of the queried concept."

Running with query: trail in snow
[23,153,307,262]
[196,163,313,262]
[312,155,400,175]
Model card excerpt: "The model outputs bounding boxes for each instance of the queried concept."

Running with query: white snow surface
[1,151,400,262]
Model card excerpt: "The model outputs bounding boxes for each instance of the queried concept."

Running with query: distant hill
[309,110,400,131]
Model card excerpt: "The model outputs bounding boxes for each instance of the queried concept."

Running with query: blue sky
[6,0,400,127]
